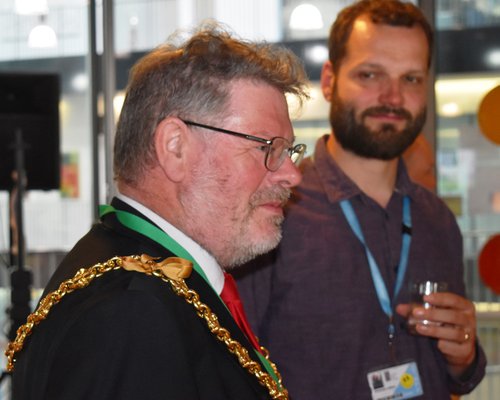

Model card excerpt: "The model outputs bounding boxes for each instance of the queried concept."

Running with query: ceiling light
[71,74,89,91]
[305,44,328,64]
[289,4,323,30]
[485,49,500,68]
[28,15,57,48]
[441,102,460,117]
[129,16,139,26]
[15,0,48,15]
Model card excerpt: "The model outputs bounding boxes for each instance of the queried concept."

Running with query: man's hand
[396,292,477,379]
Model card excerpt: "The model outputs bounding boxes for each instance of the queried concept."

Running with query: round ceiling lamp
[28,15,57,48]
[289,3,323,30]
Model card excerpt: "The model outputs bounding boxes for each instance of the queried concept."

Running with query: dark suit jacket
[12,198,272,400]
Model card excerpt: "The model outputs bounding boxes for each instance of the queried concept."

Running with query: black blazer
[12,198,272,400]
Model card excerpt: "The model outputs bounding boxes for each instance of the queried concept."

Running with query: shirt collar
[116,193,225,294]
[311,134,417,204]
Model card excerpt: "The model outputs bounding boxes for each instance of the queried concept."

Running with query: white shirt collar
[116,194,225,294]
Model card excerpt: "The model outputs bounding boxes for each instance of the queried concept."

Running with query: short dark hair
[114,21,309,185]
[328,0,433,72]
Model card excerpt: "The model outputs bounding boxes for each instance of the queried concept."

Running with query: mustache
[250,186,291,208]
[361,106,412,120]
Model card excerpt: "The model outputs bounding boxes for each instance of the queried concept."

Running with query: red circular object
[479,234,500,294]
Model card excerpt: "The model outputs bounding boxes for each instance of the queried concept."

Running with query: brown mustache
[362,106,412,120]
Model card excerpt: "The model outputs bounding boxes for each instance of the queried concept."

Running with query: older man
[9,23,308,400]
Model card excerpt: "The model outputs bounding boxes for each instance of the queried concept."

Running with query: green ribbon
[100,204,210,284]
[99,204,281,387]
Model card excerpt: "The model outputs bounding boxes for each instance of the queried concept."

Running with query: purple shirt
[236,135,486,399]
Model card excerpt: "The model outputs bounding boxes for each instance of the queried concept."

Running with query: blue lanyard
[340,196,411,339]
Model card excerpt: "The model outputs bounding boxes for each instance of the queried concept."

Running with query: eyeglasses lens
[266,139,306,171]
[265,138,289,171]
[291,144,306,165]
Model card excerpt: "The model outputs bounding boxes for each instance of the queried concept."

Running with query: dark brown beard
[330,90,426,160]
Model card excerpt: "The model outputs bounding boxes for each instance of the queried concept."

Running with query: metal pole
[89,0,100,220]
[8,129,32,343]
[102,0,117,202]
[14,129,25,272]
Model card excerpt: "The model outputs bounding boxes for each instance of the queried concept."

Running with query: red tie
[220,273,262,353]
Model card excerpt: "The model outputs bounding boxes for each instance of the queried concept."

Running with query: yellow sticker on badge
[367,361,423,399]
[400,373,414,389]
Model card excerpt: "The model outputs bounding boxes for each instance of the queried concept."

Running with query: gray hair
[114,21,309,185]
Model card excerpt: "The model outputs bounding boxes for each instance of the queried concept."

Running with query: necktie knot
[220,273,262,353]
[220,273,240,304]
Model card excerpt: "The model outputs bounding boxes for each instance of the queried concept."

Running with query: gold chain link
[5,255,288,400]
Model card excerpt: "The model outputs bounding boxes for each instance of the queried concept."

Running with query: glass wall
[434,1,500,308]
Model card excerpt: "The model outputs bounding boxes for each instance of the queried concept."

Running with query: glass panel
[436,0,500,29]
[435,3,500,396]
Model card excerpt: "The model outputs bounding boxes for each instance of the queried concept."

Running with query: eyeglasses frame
[181,119,306,172]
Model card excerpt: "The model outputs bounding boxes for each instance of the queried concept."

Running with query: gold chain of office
[5,255,288,400]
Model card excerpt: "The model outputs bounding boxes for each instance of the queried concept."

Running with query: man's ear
[154,117,189,182]
[321,60,335,102]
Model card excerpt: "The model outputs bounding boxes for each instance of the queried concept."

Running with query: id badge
[367,361,423,400]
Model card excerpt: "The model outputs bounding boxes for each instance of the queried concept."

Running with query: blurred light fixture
[129,16,139,27]
[441,102,460,117]
[71,73,89,91]
[435,76,500,117]
[485,49,500,68]
[305,44,328,64]
[289,3,323,30]
[28,15,57,48]
[15,0,48,15]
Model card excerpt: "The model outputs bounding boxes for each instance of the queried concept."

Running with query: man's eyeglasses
[182,120,306,172]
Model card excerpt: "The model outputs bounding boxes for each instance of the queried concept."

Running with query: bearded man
[235,1,486,399]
